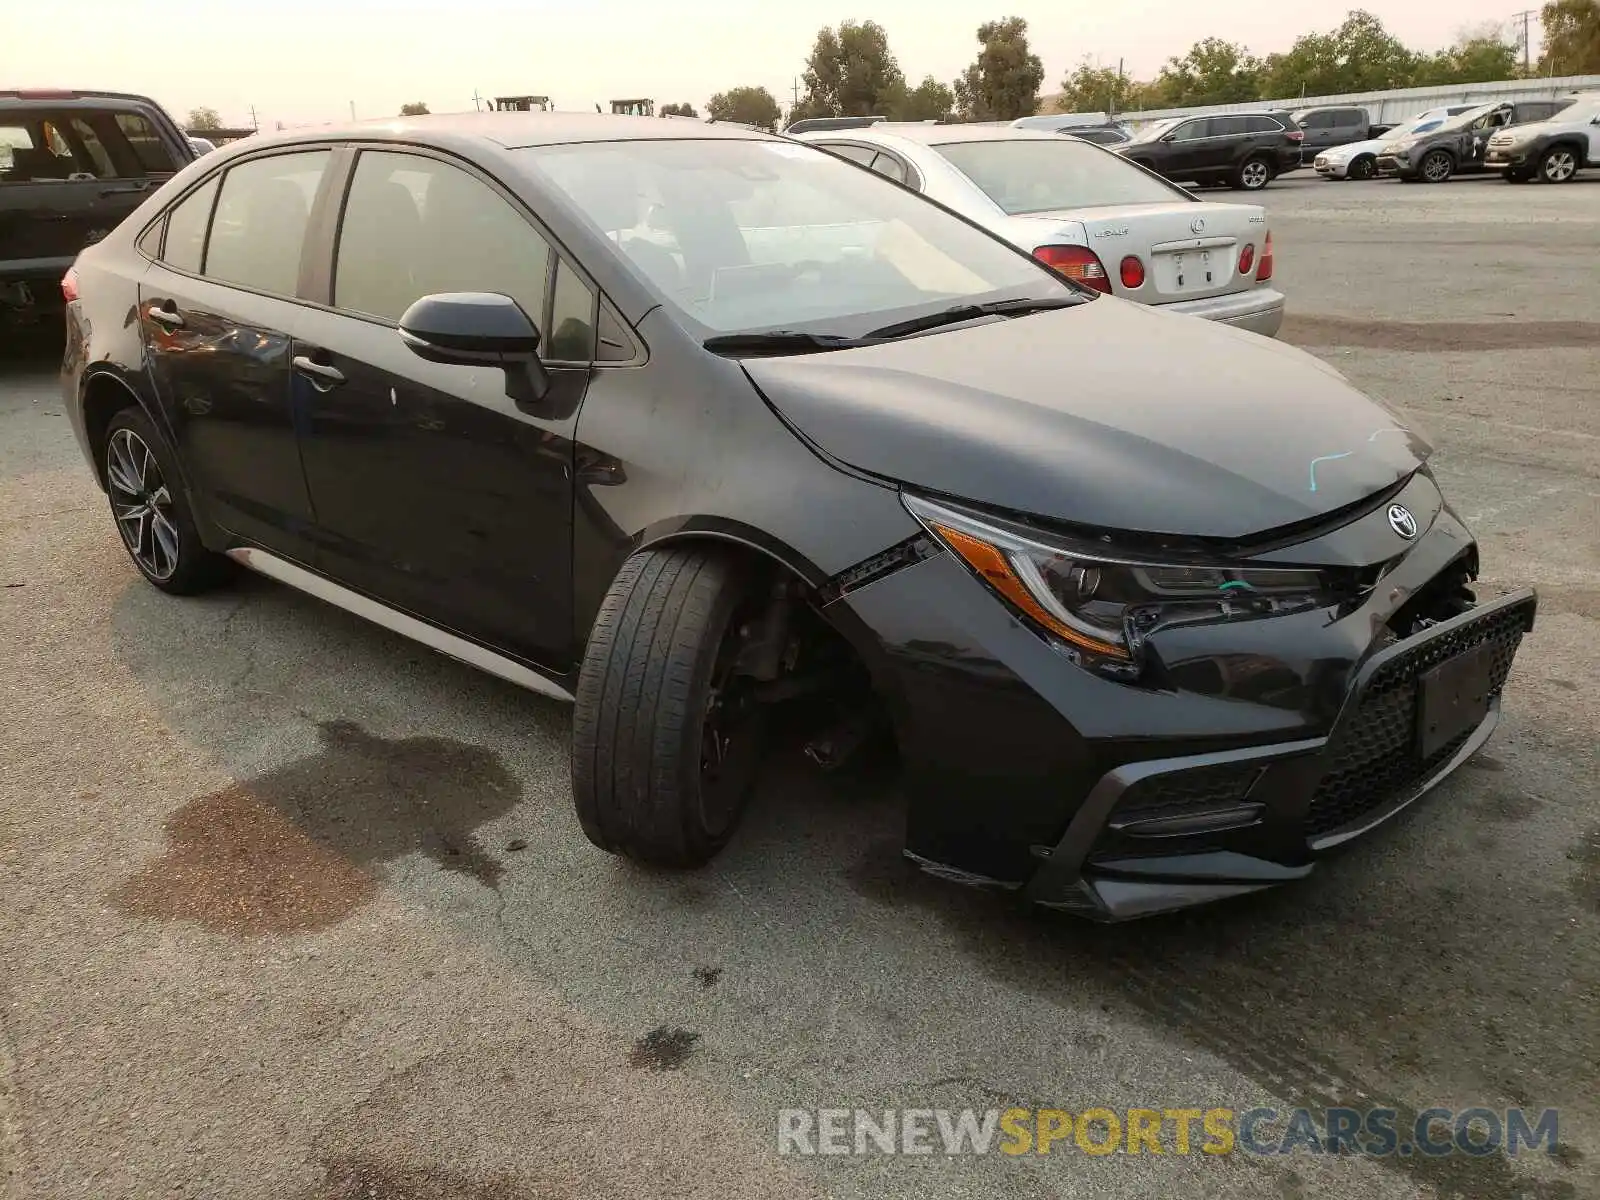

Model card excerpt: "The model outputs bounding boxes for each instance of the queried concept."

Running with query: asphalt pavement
[1,170,1596,1200]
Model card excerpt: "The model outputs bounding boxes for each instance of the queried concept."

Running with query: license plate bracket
[1415,641,1495,759]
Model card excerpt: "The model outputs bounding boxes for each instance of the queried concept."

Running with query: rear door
[289,146,584,664]
[138,148,334,562]
[0,103,183,295]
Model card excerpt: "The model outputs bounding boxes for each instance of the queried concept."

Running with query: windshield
[938,138,1186,214]
[520,138,1066,336]
[1128,118,1182,144]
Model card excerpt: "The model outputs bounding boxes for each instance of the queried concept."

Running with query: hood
[742,297,1432,541]
[1321,136,1387,159]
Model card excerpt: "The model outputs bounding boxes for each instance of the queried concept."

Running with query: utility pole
[349,101,357,121]
[1511,9,1536,72]
[792,76,800,114]
[248,104,258,130]
[472,90,483,112]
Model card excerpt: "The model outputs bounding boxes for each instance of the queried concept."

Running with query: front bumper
[833,477,1536,920]
[1375,154,1409,177]
[1314,157,1351,179]
[1484,147,1532,171]
[1158,287,1285,338]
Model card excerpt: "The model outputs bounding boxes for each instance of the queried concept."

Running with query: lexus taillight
[1238,244,1255,275]
[1033,244,1110,293]
[1119,255,1145,289]
[1256,232,1274,282]
[61,267,79,302]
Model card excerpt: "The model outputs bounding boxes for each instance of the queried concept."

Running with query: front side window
[162,175,220,273]
[521,138,1064,337]
[548,260,596,361]
[1168,120,1208,142]
[939,138,1186,215]
[334,150,551,326]
[205,150,329,296]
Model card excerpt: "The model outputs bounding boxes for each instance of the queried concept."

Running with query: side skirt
[226,547,576,704]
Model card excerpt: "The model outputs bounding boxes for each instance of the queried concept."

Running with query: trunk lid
[1009,201,1268,306]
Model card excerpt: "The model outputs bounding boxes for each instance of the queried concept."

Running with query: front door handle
[292,355,346,387]
[148,304,183,328]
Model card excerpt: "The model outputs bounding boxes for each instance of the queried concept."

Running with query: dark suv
[0,89,193,330]
[1116,112,1302,191]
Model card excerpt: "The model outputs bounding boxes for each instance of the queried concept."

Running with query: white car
[1312,106,1475,180]
[796,123,1284,338]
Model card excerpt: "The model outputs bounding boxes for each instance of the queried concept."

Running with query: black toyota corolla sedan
[61,113,1535,919]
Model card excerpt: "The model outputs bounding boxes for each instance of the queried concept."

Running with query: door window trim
[314,141,645,368]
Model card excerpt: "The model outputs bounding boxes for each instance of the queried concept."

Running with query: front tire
[1419,150,1454,183]
[572,546,766,868]
[102,407,229,595]
[1538,145,1579,183]
[1347,156,1376,181]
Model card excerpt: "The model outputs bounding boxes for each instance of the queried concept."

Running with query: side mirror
[398,292,551,405]
[1160,132,1177,143]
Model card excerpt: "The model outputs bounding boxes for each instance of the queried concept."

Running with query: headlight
[904,494,1328,669]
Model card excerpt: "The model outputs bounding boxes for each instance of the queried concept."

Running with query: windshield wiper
[862,295,1087,341]
[702,330,865,357]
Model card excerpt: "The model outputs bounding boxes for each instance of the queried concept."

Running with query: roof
[804,123,1064,148]
[234,111,775,152]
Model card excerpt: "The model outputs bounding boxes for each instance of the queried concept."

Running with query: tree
[1411,29,1522,86]
[660,102,699,118]
[706,87,782,131]
[1055,61,1152,115]
[1148,38,1263,107]
[1259,10,1418,99]
[953,17,1045,121]
[1540,0,1600,74]
[399,101,430,117]
[186,107,222,131]
[894,75,955,122]
[795,20,906,119]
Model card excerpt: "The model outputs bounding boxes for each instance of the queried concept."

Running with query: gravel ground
[1,170,1596,1200]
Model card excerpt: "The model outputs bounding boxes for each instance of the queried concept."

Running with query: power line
[1510,9,1537,72]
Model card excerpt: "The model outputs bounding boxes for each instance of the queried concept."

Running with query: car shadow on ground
[106,549,1593,1200]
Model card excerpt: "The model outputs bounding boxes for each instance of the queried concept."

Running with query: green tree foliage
[954,17,1046,121]
[706,87,782,131]
[398,102,430,117]
[1411,31,1522,86]
[894,75,956,122]
[186,107,222,130]
[1259,10,1419,99]
[1055,60,1153,114]
[795,20,906,119]
[1148,38,1262,107]
[659,102,699,118]
[1540,0,1600,74]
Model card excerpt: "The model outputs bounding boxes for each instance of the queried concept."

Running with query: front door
[292,148,585,666]
[139,148,334,561]
[1163,118,1218,177]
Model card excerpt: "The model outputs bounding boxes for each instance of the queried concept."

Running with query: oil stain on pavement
[628,1026,700,1070]
[300,1155,526,1200]
[109,719,521,935]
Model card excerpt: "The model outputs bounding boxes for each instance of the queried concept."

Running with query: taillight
[1285,129,1305,142]
[61,267,79,302]
[1238,244,1255,275]
[1032,244,1110,293]
[1118,255,1145,289]
[1256,231,1274,282]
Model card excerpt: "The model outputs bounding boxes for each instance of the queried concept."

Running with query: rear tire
[572,546,766,868]
[102,407,229,595]
[1234,156,1272,191]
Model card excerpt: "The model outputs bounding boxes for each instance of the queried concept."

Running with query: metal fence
[1094,74,1600,129]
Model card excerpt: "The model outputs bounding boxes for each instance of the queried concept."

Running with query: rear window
[0,106,179,182]
[938,138,1186,215]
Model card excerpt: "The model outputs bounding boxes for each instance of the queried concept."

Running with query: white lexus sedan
[795,122,1284,338]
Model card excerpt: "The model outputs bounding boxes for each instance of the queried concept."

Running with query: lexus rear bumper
[1160,287,1285,338]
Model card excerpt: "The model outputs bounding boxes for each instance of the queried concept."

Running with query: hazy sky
[16,0,1535,128]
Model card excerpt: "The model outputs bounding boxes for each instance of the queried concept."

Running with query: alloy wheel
[1542,149,1576,183]
[106,428,180,580]
[1349,157,1374,181]
[1422,152,1452,182]
[1241,160,1270,189]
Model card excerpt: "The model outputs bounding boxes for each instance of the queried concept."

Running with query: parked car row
[53,103,1538,920]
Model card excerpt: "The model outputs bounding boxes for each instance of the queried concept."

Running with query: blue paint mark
[1307,451,1353,493]
[1218,580,1254,592]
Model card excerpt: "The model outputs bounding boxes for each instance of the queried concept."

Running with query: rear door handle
[292,355,346,387]
[148,304,183,328]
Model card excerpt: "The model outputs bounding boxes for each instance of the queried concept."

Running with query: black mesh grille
[1112,762,1263,825]
[1306,601,1532,839]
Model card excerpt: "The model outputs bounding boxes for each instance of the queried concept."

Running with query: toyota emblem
[1387,504,1418,540]
[1190,217,1207,235]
